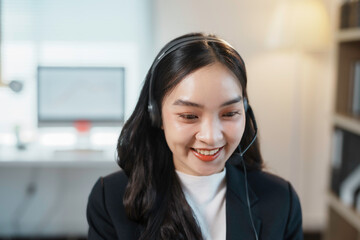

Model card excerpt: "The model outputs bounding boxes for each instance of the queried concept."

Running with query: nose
[196,116,224,146]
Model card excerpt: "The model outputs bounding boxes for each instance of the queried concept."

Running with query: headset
[147,35,259,240]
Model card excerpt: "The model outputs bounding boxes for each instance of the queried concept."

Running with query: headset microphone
[238,104,258,157]
[236,105,259,240]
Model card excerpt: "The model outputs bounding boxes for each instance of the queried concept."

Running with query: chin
[195,164,225,176]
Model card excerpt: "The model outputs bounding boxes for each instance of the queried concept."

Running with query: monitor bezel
[37,66,125,127]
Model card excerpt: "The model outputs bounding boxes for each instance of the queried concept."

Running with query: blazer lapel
[225,162,261,240]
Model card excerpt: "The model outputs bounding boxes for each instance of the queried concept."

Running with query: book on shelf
[349,1,360,28]
[340,0,360,29]
[340,165,360,211]
[352,60,360,116]
[332,129,344,170]
[355,185,360,211]
[331,128,344,195]
[331,128,360,208]
[340,1,350,28]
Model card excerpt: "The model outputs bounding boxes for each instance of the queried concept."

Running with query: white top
[176,169,227,240]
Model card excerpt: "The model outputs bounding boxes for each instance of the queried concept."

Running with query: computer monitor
[37,66,125,127]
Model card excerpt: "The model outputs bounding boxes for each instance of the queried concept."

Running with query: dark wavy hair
[117,32,264,239]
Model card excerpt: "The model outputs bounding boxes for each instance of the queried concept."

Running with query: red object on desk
[74,120,91,133]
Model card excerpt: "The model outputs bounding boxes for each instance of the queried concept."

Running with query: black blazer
[87,163,303,240]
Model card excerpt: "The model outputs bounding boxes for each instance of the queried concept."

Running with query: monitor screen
[37,66,125,127]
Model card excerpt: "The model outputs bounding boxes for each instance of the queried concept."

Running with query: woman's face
[161,62,246,176]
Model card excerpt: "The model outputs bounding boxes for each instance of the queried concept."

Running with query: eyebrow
[220,96,243,107]
[173,96,243,108]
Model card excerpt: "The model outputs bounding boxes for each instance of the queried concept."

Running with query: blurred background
[0,0,359,239]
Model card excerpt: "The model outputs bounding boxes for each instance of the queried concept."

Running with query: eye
[222,111,241,118]
[178,114,198,120]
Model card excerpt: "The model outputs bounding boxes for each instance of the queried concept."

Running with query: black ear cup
[243,97,249,113]
[148,101,161,128]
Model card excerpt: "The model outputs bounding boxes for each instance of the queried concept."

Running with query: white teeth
[194,148,220,156]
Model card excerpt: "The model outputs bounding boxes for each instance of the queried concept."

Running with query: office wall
[153,0,335,230]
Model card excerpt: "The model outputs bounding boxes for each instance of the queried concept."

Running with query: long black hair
[117,32,264,239]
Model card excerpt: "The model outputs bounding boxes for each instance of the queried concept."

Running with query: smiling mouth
[193,148,221,155]
[191,147,223,161]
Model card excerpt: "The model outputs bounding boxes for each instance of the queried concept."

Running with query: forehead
[163,63,243,105]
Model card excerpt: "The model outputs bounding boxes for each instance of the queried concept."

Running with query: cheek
[163,112,184,135]
[224,117,246,143]
[162,112,194,147]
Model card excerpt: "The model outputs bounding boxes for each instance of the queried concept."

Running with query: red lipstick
[191,147,223,162]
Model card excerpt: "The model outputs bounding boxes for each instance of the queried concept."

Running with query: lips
[191,147,223,162]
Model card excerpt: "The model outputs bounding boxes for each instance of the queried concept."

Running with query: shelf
[338,28,360,42]
[326,5,360,240]
[328,192,360,232]
[334,114,360,135]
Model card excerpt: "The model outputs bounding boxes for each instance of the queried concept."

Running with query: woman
[87,33,303,240]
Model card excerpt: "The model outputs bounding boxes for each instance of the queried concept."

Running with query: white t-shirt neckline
[176,168,227,240]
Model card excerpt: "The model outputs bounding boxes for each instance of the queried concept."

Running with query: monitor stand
[53,121,104,159]
[74,120,92,150]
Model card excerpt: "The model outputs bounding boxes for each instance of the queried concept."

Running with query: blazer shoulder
[87,171,127,239]
[87,169,139,239]
[99,170,131,215]
[248,170,303,239]
[87,169,129,221]
[102,169,129,192]
[248,170,293,198]
[88,170,129,204]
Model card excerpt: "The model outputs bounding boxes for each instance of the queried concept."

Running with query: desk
[0,145,118,167]
[0,145,119,237]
